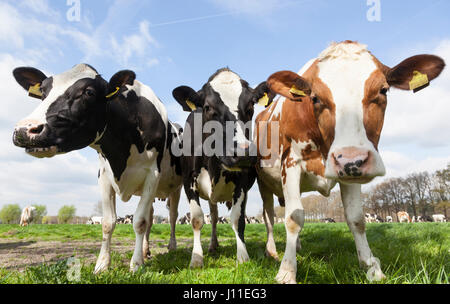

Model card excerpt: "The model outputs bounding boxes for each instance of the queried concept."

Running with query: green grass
[0,223,448,284]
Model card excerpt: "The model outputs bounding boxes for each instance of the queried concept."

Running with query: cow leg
[130,163,160,272]
[340,183,385,281]
[276,163,303,284]
[142,204,154,260]
[208,201,219,253]
[168,187,181,251]
[258,180,278,260]
[189,194,205,268]
[94,171,116,274]
[230,190,250,263]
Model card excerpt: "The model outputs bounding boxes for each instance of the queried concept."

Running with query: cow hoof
[142,249,151,260]
[265,250,279,261]
[275,269,297,284]
[366,267,386,282]
[190,253,203,268]
[237,251,250,264]
[208,242,219,253]
[130,258,144,272]
[168,240,177,251]
[93,261,109,274]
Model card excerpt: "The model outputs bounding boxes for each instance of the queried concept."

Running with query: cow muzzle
[13,120,60,158]
[327,147,385,184]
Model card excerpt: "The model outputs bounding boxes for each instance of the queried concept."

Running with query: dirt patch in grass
[0,238,193,271]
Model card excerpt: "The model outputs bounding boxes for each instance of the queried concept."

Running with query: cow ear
[267,70,311,101]
[253,81,276,107]
[172,86,202,112]
[13,67,48,99]
[386,54,445,92]
[108,70,136,95]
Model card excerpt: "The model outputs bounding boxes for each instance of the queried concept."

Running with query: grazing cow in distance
[204,214,211,225]
[172,67,272,268]
[218,216,229,224]
[322,218,336,223]
[386,216,393,223]
[178,213,191,225]
[245,216,261,224]
[432,214,446,222]
[421,215,433,222]
[20,206,36,226]
[12,64,183,273]
[397,211,411,223]
[255,40,445,283]
[375,215,384,223]
[87,216,103,224]
[365,213,377,223]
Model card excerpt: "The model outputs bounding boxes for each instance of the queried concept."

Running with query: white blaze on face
[209,71,248,145]
[316,43,385,178]
[20,64,98,126]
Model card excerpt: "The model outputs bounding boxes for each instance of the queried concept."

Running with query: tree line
[257,164,449,222]
[0,204,77,224]
[362,164,449,220]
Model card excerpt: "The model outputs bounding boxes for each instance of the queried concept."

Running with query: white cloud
[110,21,159,67]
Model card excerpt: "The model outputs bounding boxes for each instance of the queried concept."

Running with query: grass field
[0,222,448,284]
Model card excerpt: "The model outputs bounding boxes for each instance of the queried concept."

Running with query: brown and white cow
[255,41,445,284]
[397,211,411,223]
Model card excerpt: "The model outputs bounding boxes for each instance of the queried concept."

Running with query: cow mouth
[25,145,63,158]
[334,175,375,184]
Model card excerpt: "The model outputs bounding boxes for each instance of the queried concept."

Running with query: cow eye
[312,96,321,105]
[85,88,96,97]
[380,87,388,96]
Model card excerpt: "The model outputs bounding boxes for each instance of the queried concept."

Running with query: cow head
[266,41,445,184]
[12,64,136,158]
[173,68,271,171]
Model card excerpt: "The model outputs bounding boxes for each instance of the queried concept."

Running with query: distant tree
[58,205,76,224]
[32,205,47,224]
[0,204,22,224]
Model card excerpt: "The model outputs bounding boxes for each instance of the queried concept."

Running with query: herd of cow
[11,40,446,283]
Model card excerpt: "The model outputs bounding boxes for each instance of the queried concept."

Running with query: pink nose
[15,119,45,137]
[332,147,370,178]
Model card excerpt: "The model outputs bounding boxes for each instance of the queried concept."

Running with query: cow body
[397,211,411,223]
[432,214,446,222]
[12,64,183,273]
[172,68,271,267]
[255,41,445,283]
[20,206,36,226]
[386,216,393,223]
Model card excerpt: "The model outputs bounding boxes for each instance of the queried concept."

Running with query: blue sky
[0,0,449,218]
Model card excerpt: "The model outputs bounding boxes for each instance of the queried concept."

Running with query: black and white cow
[172,68,271,267]
[12,64,183,272]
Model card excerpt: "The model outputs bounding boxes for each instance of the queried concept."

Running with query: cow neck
[89,99,134,170]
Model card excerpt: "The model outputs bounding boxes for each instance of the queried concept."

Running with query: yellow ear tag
[186,99,197,111]
[290,85,306,97]
[409,71,429,93]
[28,83,43,98]
[258,93,270,107]
[106,87,120,98]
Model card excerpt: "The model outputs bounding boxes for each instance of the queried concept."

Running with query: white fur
[316,43,386,179]
[20,64,97,126]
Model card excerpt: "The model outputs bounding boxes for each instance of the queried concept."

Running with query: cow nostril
[29,124,44,135]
